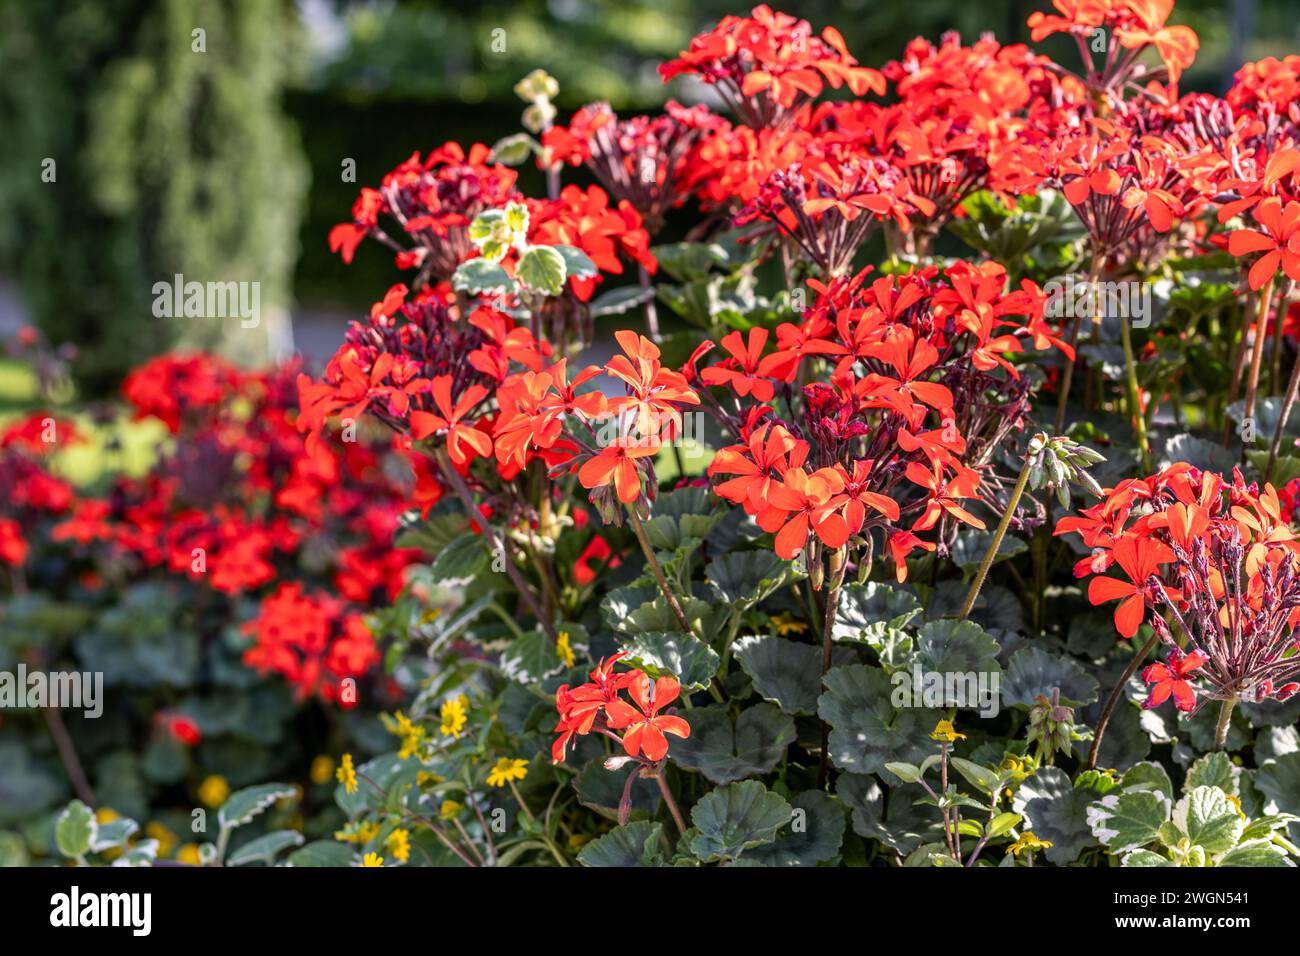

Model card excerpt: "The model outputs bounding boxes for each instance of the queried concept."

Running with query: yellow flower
[417,771,445,789]
[337,753,358,795]
[334,821,380,844]
[930,720,967,743]
[556,631,576,668]
[95,807,120,825]
[487,757,529,788]
[567,833,591,850]
[386,828,411,863]
[770,612,808,636]
[310,755,335,786]
[361,852,384,867]
[1009,832,1053,856]
[439,696,468,738]
[146,822,178,859]
[439,800,463,821]
[198,775,230,808]
[176,844,202,865]
[1225,794,1247,821]
[388,711,425,760]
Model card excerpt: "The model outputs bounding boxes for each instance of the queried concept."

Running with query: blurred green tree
[0,0,308,393]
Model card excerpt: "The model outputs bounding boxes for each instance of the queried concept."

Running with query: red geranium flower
[1141,647,1208,712]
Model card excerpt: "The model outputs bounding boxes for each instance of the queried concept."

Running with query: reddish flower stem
[655,770,688,836]
[1088,630,1159,770]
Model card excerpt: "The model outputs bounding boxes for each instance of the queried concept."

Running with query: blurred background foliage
[0,0,1295,392]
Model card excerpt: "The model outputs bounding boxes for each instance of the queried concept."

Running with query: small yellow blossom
[930,720,967,743]
[556,631,575,668]
[361,852,384,867]
[1225,793,1247,821]
[176,844,202,865]
[770,612,808,636]
[1008,832,1053,856]
[386,828,411,863]
[310,755,335,785]
[417,771,445,789]
[146,822,178,859]
[487,757,529,788]
[389,711,425,759]
[439,696,468,738]
[567,833,592,850]
[337,753,358,794]
[198,775,230,808]
[334,821,380,844]
[439,800,463,820]
[95,807,120,825]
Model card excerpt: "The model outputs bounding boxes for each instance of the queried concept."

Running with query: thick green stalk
[959,455,1034,620]
[1119,313,1151,471]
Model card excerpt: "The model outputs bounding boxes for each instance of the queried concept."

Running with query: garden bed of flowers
[5,0,1300,870]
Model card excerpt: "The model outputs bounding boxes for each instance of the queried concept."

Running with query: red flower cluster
[659,5,885,129]
[1,351,422,701]
[1027,0,1198,85]
[552,652,690,764]
[328,142,519,277]
[697,262,1067,575]
[1057,464,1300,712]
[542,100,725,233]
[242,583,379,703]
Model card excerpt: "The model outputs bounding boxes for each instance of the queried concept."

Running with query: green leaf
[1013,767,1098,865]
[452,257,515,294]
[1184,752,1238,796]
[0,831,28,867]
[227,830,305,867]
[837,773,944,855]
[987,812,1022,839]
[1218,841,1294,867]
[1174,787,1244,855]
[733,634,851,716]
[818,665,940,777]
[500,630,563,685]
[1119,761,1174,800]
[91,818,139,853]
[588,285,655,318]
[948,757,1003,797]
[744,790,845,866]
[707,551,793,613]
[914,619,1000,673]
[1123,849,1174,867]
[517,245,567,295]
[218,784,296,831]
[488,133,539,166]
[1087,789,1171,852]
[1255,753,1300,815]
[884,762,923,784]
[551,245,598,280]
[617,630,719,692]
[1002,646,1099,708]
[427,532,491,584]
[832,582,922,644]
[577,821,665,867]
[55,800,96,859]
[1241,813,1297,842]
[689,781,791,863]
[287,841,356,867]
[670,703,796,785]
